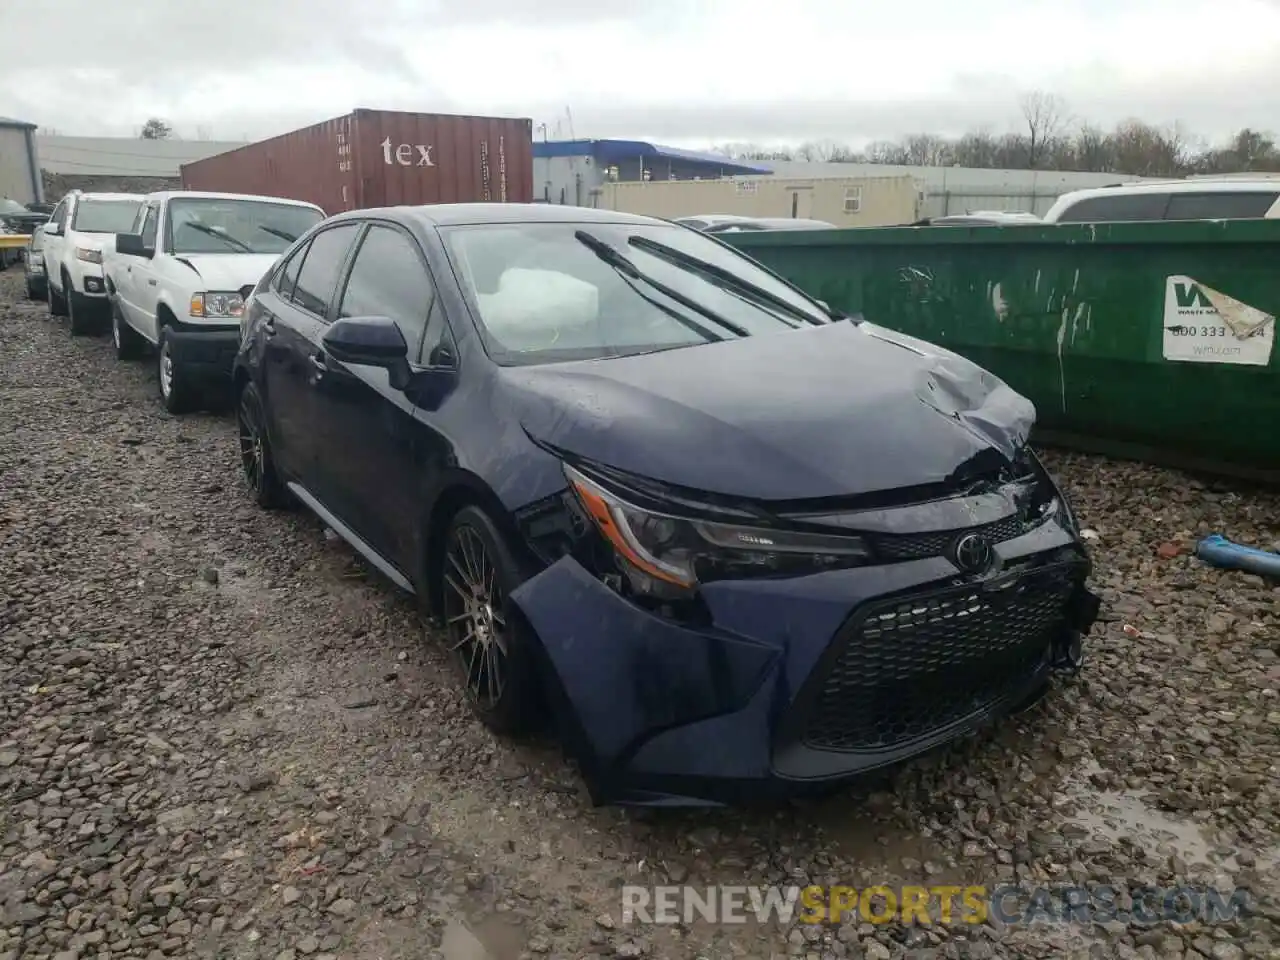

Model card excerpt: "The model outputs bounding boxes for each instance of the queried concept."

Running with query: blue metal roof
[533,138,773,175]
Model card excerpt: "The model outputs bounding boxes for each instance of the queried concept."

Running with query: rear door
[257,223,363,482]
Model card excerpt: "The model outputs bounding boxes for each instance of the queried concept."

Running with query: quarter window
[1164,191,1280,220]
[338,225,436,355]
[1056,194,1169,222]
[140,206,159,247]
[290,224,361,317]
[274,240,310,301]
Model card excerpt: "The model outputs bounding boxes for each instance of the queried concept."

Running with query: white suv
[41,191,144,334]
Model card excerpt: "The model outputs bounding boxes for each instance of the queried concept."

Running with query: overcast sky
[3,0,1278,148]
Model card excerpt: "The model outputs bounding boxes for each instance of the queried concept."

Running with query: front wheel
[156,326,199,414]
[48,276,67,317]
[439,506,544,735]
[237,382,289,508]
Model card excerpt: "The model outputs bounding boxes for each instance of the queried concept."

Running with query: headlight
[76,247,102,264]
[564,464,871,593]
[189,291,245,319]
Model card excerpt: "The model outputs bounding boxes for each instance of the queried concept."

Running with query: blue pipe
[1195,534,1280,579]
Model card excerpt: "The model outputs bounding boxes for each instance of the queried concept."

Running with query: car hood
[502,320,1036,502]
[172,253,280,291]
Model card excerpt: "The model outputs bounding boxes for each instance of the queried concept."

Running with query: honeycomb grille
[799,568,1075,752]
[873,512,1037,563]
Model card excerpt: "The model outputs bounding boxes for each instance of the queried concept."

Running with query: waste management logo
[621,884,1252,928]
[1161,275,1275,366]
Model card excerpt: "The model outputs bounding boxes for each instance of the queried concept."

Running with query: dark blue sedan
[232,203,1100,806]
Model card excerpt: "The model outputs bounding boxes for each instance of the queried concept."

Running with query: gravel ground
[1,266,1278,960]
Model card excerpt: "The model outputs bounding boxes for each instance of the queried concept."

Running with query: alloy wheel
[238,391,264,492]
[442,526,509,709]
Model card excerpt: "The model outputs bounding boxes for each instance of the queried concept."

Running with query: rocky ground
[1,266,1277,960]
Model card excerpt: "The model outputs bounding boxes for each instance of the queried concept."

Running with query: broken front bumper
[510,521,1100,807]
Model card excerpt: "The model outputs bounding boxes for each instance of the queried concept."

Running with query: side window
[1056,193,1169,223]
[50,200,68,228]
[291,224,361,317]
[337,225,436,356]
[140,206,159,246]
[274,239,311,302]
[1164,192,1280,221]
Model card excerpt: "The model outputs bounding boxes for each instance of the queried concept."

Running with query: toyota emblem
[952,533,994,573]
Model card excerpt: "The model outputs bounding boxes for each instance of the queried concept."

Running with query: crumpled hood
[173,254,280,292]
[503,319,1036,501]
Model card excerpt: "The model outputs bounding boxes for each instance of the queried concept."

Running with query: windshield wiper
[184,222,254,253]
[627,235,832,327]
[574,230,750,339]
[256,224,297,243]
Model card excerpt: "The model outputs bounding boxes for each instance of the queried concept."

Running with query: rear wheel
[237,381,289,508]
[439,506,543,735]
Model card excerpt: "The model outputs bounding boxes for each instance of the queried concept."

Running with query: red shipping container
[179,108,533,215]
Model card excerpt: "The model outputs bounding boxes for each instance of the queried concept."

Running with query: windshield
[71,199,142,234]
[166,198,324,255]
[441,221,830,365]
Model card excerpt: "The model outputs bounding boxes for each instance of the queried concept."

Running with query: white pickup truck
[105,190,326,413]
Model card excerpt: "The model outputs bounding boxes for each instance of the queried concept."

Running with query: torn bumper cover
[510,521,1101,807]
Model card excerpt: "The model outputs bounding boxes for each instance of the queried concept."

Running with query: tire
[439,505,544,735]
[68,290,94,337]
[26,281,43,301]
[111,301,144,360]
[156,326,200,414]
[236,381,289,509]
[48,275,68,317]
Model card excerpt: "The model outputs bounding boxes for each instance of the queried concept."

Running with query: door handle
[309,352,327,374]
[262,317,276,336]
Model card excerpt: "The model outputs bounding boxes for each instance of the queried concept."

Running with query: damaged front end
[506,439,1101,807]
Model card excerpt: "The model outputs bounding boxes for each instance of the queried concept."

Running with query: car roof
[73,192,145,202]
[1044,177,1280,221]
[328,202,668,228]
[143,190,325,209]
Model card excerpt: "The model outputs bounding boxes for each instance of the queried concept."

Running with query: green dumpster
[724,219,1280,479]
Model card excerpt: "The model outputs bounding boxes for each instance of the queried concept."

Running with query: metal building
[533,139,773,207]
[0,116,43,205]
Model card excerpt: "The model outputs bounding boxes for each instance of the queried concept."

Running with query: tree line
[715,93,1280,178]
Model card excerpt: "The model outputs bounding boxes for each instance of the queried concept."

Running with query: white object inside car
[476,268,599,350]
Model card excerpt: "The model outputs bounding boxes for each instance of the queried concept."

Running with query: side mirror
[43,222,61,237]
[815,299,830,311]
[323,316,412,388]
[115,233,153,258]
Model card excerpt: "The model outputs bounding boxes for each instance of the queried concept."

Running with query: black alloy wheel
[439,506,541,734]
[237,382,288,508]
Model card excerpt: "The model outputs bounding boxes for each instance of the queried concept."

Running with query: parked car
[23,227,48,300]
[41,190,144,334]
[106,191,325,413]
[0,199,45,271]
[911,211,1042,226]
[701,217,838,233]
[233,203,1101,806]
[1042,177,1280,223]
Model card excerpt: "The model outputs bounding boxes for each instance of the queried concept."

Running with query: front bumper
[167,324,241,381]
[510,519,1099,806]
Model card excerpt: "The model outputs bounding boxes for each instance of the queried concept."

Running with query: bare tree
[1019,91,1067,168]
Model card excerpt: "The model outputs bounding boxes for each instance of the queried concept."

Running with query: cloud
[2,0,1278,148]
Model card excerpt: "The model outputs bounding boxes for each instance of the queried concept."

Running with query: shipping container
[179,109,533,215]
[724,219,1280,481]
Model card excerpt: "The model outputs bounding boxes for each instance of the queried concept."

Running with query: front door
[307,223,446,572]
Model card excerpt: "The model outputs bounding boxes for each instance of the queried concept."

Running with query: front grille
[874,512,1038,562]
[798,566,1076,752]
